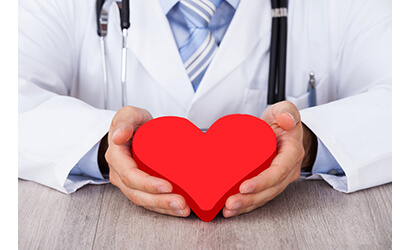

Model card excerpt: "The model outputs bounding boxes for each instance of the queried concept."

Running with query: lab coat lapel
[191,0,271,101]
[127,0,194,110]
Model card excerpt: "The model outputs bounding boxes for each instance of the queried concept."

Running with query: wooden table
[18,178,392,249]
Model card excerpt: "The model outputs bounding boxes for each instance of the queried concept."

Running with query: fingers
[109,165,173,193]
[110,170,191,217]
[224,107,305,219]
[223,166,300,218]
[244,101,303,196]
[106,143,173,192]
[223,101,303,219]
[239,138,304,195]
[223,188,276,218]
[106,106,190,218]
[239,164,288,195]
[106,106,172,192]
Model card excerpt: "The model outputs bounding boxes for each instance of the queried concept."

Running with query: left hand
[223,101,317,218]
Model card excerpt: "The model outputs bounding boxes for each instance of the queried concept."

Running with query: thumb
[112,125,135,145]
[277,112,297,131]
[110,106,153,145]
[262,101,300,131]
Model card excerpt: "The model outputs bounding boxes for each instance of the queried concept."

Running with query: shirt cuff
[69,142,105,180]
[311,138,345,176]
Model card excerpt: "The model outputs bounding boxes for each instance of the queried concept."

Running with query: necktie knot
[179,0,219,28]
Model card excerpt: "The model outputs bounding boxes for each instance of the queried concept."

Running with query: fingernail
[170,200,183,210]
[285,112,296,126]
[230,201,242,210]
[157,186,171,193]
[226,210,238,217]
[240,184,255,194]
[174,209,185,216]
[112,127,124,139]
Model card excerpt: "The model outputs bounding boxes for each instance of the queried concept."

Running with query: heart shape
[132,114,277,221]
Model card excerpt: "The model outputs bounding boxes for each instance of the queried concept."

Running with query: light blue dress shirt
[70,142,105,179]
[311,139,344,176]
[70,0,344,180]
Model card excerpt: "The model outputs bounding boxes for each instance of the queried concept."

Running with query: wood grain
[93,179,392,249]
[18,179,105,249]
[284,179,392,249]
[18,178,392,249]
[93,183,298,249]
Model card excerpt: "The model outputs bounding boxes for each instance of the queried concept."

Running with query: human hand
[223,101,317,218]
[105,106,191,217]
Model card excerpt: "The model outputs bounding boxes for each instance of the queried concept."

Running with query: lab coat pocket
[286,75,329,110]
[286,91,310,110]
[241,89,268,118]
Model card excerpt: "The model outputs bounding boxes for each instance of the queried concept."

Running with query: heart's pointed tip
[200,218,214,222]
[193,200,226,222]
[196,212,218,222]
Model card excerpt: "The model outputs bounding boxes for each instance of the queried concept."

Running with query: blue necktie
[178,0,222,91]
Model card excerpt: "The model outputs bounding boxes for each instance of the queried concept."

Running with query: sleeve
[65,141,110,193]
[311,139,345,176]
[300,0,392,193]
[69,142,106,180]
[65,142,110,193]
[305,139,347,192]
[18,0,115,194]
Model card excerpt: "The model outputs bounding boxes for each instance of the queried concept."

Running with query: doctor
[19,0,392,218]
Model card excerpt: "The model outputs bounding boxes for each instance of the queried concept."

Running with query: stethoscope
[96,0,288,108]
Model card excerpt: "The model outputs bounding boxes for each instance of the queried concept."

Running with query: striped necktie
[178,0,222,91]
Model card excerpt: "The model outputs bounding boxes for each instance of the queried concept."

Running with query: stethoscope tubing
[268,0,288,105]
[96,0,288,108]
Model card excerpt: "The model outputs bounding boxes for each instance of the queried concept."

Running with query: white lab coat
[18,0,392,194]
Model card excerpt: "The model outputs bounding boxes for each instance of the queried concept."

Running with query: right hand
[105,106,191,217]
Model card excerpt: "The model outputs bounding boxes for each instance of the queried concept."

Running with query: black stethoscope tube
[96,0,106,36]
[97,0,130,34]
[268,0,288,105]
[96,0,288,106]
[120,0,130,29]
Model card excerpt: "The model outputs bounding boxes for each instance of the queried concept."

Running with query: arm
[224,0,391,217]
[301,86,392,193]
[18,0,115,193]
[301,0,392,192]
[19,0,190,217]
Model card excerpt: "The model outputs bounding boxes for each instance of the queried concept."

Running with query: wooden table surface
[18,178,392,249]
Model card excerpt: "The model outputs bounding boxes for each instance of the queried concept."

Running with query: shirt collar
[158,0,240,15]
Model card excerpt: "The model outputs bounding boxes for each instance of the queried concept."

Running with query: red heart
[132,114,277,222]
